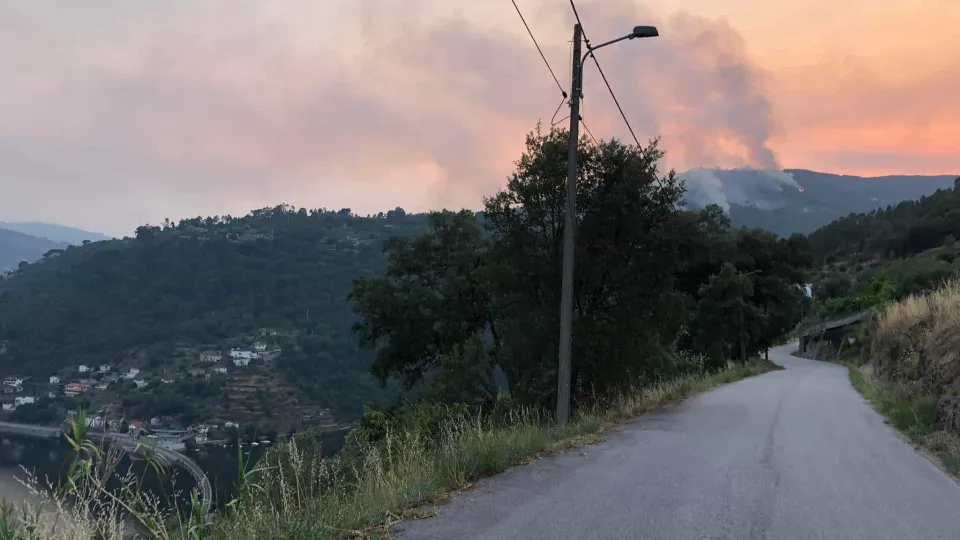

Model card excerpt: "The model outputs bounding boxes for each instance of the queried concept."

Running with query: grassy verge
[210,358,779,539]
[847,365,960,478]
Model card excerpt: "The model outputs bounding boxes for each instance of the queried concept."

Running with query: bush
[347,401,472,450]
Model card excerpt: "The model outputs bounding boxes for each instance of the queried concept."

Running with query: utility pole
[556,23,582,427]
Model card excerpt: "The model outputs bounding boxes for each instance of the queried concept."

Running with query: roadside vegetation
[0,357,777,540]
[840,279,960,479]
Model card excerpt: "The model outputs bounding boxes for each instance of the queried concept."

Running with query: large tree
[350,127,814,412]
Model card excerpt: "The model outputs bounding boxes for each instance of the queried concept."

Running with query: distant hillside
[805,177,960,319]
[681,168,957,236]
[0,221,113,245]
[0,206,429,426]
[0,227,68,271]
[809,177,960,262]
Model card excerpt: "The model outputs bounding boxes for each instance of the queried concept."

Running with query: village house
[2,403,14,411]
[134,379,148,389]
[199,350,222,363]
[78,365,90,373]
[3,377,23,390]
[99,364,111,373]
[14,396,35,406]
[253,341,267,352]
[65,382,83,396]
[259,328,278,337]
[128,420,144,434]
[230,349,256,360]
[232,357,251,367]
[95,383,109,391]
[124,368,139,379]
[211,366,228,374]
[224,421,239,429]
[49,375,60,385]
[47,391,57,399]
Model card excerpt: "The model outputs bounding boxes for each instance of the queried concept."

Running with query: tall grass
[852,279,960,480]
[875,278,960,343]
[0,410,206,540]
[0,360,776,540]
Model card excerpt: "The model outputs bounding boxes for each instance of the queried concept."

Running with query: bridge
[797,310,873,354]
[0,421,213,515]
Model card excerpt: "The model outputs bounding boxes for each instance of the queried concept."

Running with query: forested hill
[0,206,430,419]
[805,177,960,320]
[809,177,960,262]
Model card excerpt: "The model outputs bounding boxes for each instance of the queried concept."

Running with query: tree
[351,128,726,410]
[691,263,763,366]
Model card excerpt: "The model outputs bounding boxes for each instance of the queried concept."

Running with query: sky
[1,0,957,237]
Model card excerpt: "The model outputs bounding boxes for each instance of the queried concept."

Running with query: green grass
[847,366,960,476]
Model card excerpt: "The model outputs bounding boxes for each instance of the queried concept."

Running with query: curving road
[393,345,960,540]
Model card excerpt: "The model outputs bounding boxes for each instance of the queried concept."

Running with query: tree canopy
[350,129,814,411]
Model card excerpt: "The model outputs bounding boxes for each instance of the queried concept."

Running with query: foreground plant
[0,410,206,540]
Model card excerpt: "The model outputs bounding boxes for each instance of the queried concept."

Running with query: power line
[569,0,665,189]
[569,0,640,149]
[511,0,567,98]
[580,116,598,146]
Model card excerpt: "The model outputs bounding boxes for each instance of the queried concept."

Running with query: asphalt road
[393,345,960,540]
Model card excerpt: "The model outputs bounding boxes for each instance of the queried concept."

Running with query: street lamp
[555,23,659,427]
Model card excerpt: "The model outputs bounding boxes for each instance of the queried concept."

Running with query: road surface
[393,345,960,540]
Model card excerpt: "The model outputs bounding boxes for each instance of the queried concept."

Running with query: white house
[49,375,60,385]
[134,379,148,389]
[14,396,35,406]
[3,377,23,389]
[124,368,140,379]
[211,366,228,374]
[224,421,239,428]
[253,341,267,352]
[232,357,251,367]
[230,349,255,360]
[98,364,111,373]
[78,365,90,373]
[2,403,14,411]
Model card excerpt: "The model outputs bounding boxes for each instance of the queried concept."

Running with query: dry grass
[853,279,960,481]
[876,278,960,341]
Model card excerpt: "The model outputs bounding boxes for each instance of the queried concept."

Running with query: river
[0,429,348,512]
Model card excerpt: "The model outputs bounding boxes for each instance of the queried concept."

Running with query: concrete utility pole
[556,23,582,427]
[554,23,659,427]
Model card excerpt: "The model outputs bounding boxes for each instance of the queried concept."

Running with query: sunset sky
[1,0,957,236]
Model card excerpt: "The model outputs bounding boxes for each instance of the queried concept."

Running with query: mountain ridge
[680,168,958,236]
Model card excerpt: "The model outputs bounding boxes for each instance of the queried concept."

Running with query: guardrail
[799,310,872,337]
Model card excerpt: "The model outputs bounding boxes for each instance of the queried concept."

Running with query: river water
[0,430,348,511]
